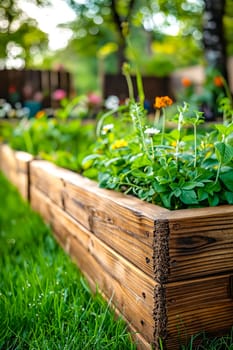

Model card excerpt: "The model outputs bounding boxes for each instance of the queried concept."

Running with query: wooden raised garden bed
[1,144,233,350]
[0,144,32,200]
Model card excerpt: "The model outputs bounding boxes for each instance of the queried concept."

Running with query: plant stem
[154,109,160,126]
[161,108,165,145]
[136,67,145,107]
[222,77,233,124]
[136,107,147,155]
[23,130,34,154]
[194,123,197,167]
[215,161,221,184]
[150,137,155,160]
[125,74,134,101]
[96,105,128,137]
[122,63,134,101]
[175,109,183,164]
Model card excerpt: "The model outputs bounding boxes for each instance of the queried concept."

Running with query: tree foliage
[45,0,233,93]
[0,0,49,68]
[63,0,205,73]
[64,0,233,66]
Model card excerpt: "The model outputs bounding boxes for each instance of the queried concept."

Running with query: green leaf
[205,181,221,195]
[225,191,233,204]
[173,188,182,197]
[81,154,101,169]
[82,168,98,179]
[197,188,208,201]
[98,173,111,188]
[161,193,172,209]
[208,194,219,206]
[180,189,198,205]
[226,123,233,136]
[131,168,148,178]
[215,142,233,164]
[182,182,204,190]
[215,124,228,135]
[220,170,233,191]
[152,182,167,193]
[130,154,151,168]
[215,122,233,137]
[105,157,123,166]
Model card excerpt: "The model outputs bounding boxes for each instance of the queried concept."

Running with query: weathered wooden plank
[153,272,233,348]
[31,160,233,282]
[30,160,167,238]
[167,274,233,311]
[0,144,32,199]
[31,184,233,349]
[68,234,154,343]
[30,185,156,346]
[166,305,233,350]
[165,274,233,348]
[30,160,168,278]
[29,160,67,207]
[63,183,155,278]
[30,185,155,307]
[164,208,233,281]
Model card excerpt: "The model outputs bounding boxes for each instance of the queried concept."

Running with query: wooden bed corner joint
[153,219,170,349]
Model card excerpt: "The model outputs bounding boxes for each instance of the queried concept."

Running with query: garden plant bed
[1,143,233,350]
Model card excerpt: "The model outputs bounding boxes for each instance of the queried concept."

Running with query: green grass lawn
[0,172,136,350]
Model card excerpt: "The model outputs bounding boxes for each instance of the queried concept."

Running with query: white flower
[144,127,160,137]
[101,123,114,135]
[105,95,119,109]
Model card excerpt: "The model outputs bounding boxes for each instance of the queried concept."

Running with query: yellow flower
[200,142,213,150]
[205,151,212,159]
[111,139,128,150]
[171,140,177,147]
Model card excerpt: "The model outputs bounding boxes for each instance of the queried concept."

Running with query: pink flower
[52,89,66,101]
[88,93,102,105]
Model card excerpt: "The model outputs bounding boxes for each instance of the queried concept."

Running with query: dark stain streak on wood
[176,235,217,250]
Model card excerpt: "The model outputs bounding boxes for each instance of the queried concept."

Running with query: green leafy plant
[7,114,96,172]
[177,67,233,123]
[82,66,233,210]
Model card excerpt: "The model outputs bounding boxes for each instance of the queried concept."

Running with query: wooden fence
[0,69,73,108]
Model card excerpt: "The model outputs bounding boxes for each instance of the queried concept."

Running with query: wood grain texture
[29,160,67,207]
[163,208,233,281]
[0,144,32,199]
[164,274,233,349]
[30,160,168,278]
[30,185,156,346]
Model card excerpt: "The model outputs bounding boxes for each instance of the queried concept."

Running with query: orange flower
[214,76,224,87]
[154,96,173,109]
[35,110,46,119]
[181,77,192,87]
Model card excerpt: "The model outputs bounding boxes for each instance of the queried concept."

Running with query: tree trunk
[111,0,136,72]
[203,0,228,80]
